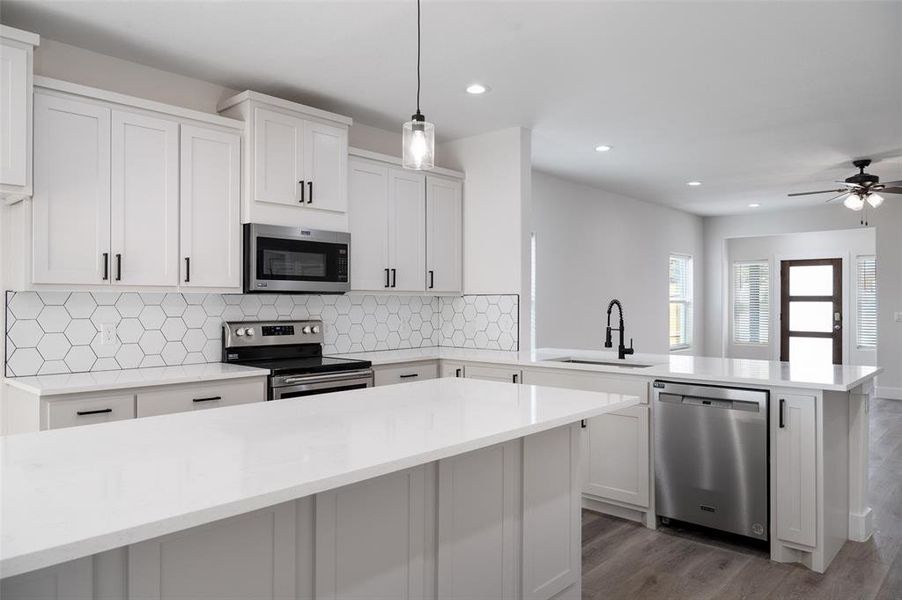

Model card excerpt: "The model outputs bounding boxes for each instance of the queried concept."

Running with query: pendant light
[402,0,434,170]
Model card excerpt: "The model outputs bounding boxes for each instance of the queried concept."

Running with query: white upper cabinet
[180,125,241,289]
[426,176,462,293]
[110,110,179,286]
[348,159,390,291]
[252,107,305,206]
[219,91,351,225]
[0,26,39,199]
[32,92,112,285]
[389,168,426,292]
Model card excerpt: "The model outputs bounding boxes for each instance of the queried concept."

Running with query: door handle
[115,254,122,281]
[102,252,109,281]
[185,257,191,283]
[391,268,397,288]
[384,268,390,288]
[428,270,434,289]
[779,398,785,428]
[299,180,305,203]
[307,181,313,204]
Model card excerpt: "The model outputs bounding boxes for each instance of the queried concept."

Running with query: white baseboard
[849,507,874,542]
[876,386,902,400]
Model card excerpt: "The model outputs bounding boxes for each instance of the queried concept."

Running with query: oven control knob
[312,326,320,334]
[245,328,255,337]
[235,328,245,336]
[302,326,311,334]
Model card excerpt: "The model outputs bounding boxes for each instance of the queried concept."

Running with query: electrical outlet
[895,312,902,323]
[101,323,117,345]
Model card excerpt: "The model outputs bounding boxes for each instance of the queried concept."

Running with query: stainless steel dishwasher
[653,380,769,541]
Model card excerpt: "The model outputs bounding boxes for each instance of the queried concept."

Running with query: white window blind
[857,256,877,349]
[669,254,692,350]
[733,261,769,345]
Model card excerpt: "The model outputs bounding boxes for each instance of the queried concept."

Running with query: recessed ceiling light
[686,181,702,186]
[465,83,488,95]
[748,203,760,208]
[594,145,613,152]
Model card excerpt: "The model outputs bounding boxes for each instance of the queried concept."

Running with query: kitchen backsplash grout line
[4,292,519,376]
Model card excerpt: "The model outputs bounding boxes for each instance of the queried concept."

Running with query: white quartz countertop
[0,378,637,578]
[2,363,270,396]
[335,347,882,392]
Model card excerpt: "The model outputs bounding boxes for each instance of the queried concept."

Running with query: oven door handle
[277,369,374,386]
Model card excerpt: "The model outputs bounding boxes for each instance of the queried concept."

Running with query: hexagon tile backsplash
[4,292,519,376]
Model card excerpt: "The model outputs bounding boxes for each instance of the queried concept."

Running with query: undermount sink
[550,358,655,369]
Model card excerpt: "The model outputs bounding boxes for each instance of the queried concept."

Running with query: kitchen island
[1,377,637,599]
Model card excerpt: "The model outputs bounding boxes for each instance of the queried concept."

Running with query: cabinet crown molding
[218,90,353,126]
[349,147,465,180]
[0,25,39,46]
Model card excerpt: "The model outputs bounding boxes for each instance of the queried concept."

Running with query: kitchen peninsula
[0,378,637,599]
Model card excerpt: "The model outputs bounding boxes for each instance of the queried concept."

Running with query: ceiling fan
[788,159,902,213]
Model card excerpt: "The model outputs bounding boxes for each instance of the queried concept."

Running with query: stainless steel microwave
[243,224,350,294]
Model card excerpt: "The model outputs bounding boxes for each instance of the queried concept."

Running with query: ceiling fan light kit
[788,158,902,220]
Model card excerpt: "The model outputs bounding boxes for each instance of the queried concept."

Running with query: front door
[780,258,842,364]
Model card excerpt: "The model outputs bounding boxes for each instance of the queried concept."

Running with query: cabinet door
[440,362,465,378]
[426,176,462,293]
[253,107,304,206]
[775,393,817,547]
[582,405,649,507]
[465,364,523,384]
[128,502,297,600]
[45,394,135,430]
[304,120,347,212]
[388,168,426,292]
[111,110,179,286]
[373,361,438,386]
[136,379,265,418]
[180,125,241,289]
[348,159,390,291]
[32,93,111,285]
[0,42,28,188]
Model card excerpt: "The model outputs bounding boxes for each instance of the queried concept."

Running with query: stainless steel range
[222,320,373,400]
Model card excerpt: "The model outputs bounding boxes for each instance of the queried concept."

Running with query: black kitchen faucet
[604,299,635,360]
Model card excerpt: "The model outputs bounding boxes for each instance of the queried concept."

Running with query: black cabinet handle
[185,257,191,283]
[308,181,313,204]
[299,180,305,203]
[77,408,112,416]
[455,368,462,377]
[581,419,587,428]
[512,373,519,384]
[102,252,109,280]
[384,268,390,288]
[391,268,396,288]
[779,399,785,428]
[115,254,122,281]
[428,270,434,289]
[193,396,222,403]
[399,373,418,379]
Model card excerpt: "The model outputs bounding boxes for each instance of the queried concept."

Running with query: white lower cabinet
[582,405,649,507]
[1,557,94,600]
[44,393,135,430]
[136,379,265,418]
[316,466,433,600]
[373,361,438,386]
[128,501,299,600]
[440,362,465,378]
[464,364,523,384]
[775,392,817,548]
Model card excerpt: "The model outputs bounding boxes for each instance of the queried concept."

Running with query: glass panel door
[780,258,842,364]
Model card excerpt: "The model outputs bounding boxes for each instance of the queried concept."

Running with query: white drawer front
[373,362,438,386]
[136,379,266,418]
[522,369,649,404]
[45,394,135,430]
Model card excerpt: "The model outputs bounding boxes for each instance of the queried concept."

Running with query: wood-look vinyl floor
[581,398,902,600]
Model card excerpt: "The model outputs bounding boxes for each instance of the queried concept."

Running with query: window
[669,254,693,350]
[733,261,769,344]
[856,256,877,349]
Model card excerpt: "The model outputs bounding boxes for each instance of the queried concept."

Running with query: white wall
[531,170,705,355]
[725,229,876,367]
[704,203,902,398]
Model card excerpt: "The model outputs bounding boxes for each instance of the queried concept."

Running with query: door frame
[779,258,842,364]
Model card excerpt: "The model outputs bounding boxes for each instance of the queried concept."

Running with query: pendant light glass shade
[843,193,865,211]
[402,114,434,170]
[866,192,884,208]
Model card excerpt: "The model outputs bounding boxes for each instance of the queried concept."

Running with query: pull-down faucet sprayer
[604,299,634,360]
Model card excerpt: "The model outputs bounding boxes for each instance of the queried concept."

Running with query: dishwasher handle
[672,394,762,413]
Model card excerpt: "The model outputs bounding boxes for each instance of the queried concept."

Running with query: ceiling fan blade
[824,192,851,203]
[833,181,862,188]
[879,187,902,194]
[787,188,847,197]
[877,180,902,188]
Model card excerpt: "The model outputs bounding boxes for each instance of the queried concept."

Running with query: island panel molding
[4,292,519,376]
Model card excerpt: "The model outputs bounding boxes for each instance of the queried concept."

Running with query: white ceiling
[3,1,901,216]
